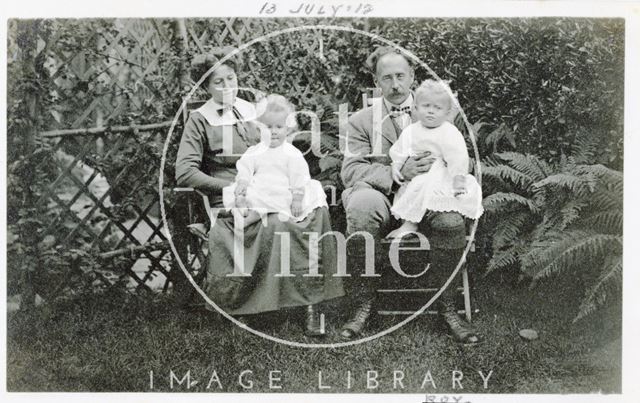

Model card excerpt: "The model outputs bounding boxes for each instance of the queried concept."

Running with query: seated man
[339,46,479,344]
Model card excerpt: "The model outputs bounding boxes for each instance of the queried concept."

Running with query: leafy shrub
[374,18,624,169]
[7,20,168,300]
[481,143,622,320]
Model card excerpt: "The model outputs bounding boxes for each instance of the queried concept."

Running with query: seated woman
[174,47,343,337]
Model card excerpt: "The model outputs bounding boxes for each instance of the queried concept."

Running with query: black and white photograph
[2,0,638,401]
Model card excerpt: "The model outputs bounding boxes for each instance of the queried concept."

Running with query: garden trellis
[9,17,368,302]
[37,122,174,294]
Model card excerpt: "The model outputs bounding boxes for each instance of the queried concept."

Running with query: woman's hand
[235,180,249,196]
[235,195,249,216]
[234,180,250,215]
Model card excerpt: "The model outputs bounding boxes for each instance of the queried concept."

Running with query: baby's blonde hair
[256,94,298,129]
[414,79,456,109]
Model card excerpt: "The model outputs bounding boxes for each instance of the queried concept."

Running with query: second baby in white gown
[387,79,483,239]
[222,94,327,224]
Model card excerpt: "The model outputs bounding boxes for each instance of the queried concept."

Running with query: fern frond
[571,134,601,165]
[589,183,623,212]
[529,215,556,243]
[486,247,521,273]
[532,172,596,196]
[491,211,533,250]
[480,156,501,168]
[483,124,516,152]
[575,165,623,212]
[572,164,623,183]
[575,254,622,321]
[453,113,467,135]
[494,152,553,181]
[472,121,491,137]
[483,192,539,214]
[534,203,580,244]
[530,190,547,208]
[606,180,624,199]
[577,210,623,235]
[522,230,622,280]
[556,199,586,231]
[482,165,536,189]
[534,199,586,235]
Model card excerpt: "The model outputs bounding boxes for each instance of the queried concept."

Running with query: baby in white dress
[222,94,327,225]
[387,79,483,239]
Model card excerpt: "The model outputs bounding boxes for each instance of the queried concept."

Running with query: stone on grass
[519,328,539,340]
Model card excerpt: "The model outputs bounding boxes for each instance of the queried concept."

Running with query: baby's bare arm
[291,187,305,217]
[453,175,467,196]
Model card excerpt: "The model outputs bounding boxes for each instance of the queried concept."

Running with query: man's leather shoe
[439,299,479,345]
[340,299,373,339]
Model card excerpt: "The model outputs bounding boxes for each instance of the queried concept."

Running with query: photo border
[1,1,638,402]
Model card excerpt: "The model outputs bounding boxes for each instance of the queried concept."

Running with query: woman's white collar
[194,97,257,126]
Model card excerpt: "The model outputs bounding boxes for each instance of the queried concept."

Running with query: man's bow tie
[390,105,411,115]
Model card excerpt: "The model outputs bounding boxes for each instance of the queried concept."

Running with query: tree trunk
[17,20,44,309]
[172,18,190,96]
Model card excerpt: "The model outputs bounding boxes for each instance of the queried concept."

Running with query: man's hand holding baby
[391,163,405,185]
[399,152,436,182]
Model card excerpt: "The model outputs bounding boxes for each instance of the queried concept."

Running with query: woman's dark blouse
[175,110,259,206]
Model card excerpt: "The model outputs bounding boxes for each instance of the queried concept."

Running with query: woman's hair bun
[190,46,242,84]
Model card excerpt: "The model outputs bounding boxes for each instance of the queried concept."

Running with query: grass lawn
[7,270,621,393]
